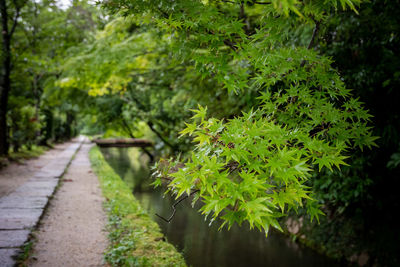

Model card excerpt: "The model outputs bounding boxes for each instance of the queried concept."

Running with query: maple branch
[223,39,238,51]
[156,189,200,223]
[252,1,271,5]
[147,121,177,150]
[300,20,320,67]
[221,0,271,4]
[307,19,321,50]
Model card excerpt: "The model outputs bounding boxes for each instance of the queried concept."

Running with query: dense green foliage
[60,17,192,152]
[0,0,103,156]
[2,0,399,265]
[59,15,250,154]
[89,146,186,267]
[285,1,400,264]
[81,0,376,235]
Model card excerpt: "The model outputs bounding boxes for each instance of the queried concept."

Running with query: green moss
[89,146,186,267]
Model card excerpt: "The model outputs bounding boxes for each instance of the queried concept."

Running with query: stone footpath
[0,137,84,267]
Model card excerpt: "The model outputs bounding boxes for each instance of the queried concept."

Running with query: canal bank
[89,146,186,266]
[99,146,340,267]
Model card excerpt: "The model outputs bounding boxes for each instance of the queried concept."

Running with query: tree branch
[121,117,154,162]
[156,6,169,19]
[239,2,251,35]
[300,20,320,67]
[147,121,177,150]
[252,1,271,5]
[156,189,200,223]
[307,20,320,50]
[223,39,238,51]
[221,0,271,4]
[9,0,23,38]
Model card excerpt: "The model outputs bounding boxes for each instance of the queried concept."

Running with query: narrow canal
[101,147,338,267]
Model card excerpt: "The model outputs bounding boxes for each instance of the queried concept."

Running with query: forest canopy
[2,0,400,265]
[56,0,377,235]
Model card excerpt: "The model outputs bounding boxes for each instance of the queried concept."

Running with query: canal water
[100,147,338,267]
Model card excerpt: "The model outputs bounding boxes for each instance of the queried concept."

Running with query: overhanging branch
[300,19,320,67]
[156,189,200,223]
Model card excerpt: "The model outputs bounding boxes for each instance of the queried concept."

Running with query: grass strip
[89,146,186,267]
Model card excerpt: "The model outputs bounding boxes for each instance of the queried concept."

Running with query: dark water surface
[101,147,338,267]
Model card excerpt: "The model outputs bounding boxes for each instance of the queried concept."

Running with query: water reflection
[101,147,338,267]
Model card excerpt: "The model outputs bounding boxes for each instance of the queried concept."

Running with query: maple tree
[87,0,376,234]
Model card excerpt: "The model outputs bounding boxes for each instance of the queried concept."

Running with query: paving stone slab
[32,170,61,179]
[57,150,79,159]
[13,187,55,198]
[0,248,19,267]
[41,169,65,178]
[13,181,57,197]
[21,180,58,187]
[29,176,57,182]
[0,230,30,247]
[59,149,77,156]
[49,159,71,167]
[12,187,54,198]
[0,208,43,230]
[45,160,71,168]
[34,165,67,176]
[0,195,48,209]
[0,139,83,267]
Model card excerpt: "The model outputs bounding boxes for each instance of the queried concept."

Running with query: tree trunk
[0,0,12,156]
[33,75,41,141]
[65,111,74,139]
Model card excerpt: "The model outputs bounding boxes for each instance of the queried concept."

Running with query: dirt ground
[0,142,74,198]
[27,143,108,266]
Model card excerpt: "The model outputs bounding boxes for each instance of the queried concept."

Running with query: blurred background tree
[1,0,105,155]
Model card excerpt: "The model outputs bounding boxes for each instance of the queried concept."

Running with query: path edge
[9,137,85,266]
[89,146,187,267]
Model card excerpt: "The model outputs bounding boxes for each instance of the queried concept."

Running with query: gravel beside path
[28,142,108,267]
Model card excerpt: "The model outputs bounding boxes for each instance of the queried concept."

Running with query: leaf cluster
[100,0,376,235]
